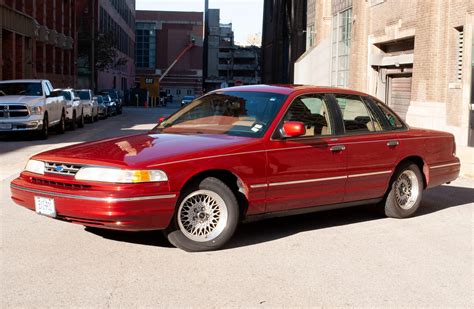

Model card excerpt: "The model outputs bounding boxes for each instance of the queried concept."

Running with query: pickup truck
[0,79,67,139]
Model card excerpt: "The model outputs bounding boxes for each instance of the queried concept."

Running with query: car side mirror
[280,121,306,138]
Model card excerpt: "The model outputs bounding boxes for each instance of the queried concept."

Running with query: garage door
[389,75,412,120]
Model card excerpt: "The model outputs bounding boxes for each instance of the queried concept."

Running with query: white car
[75,89,98,123]
[0,79,67,139]
[57,89,84,130]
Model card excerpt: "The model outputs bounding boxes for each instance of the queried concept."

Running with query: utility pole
[202,0,209,93]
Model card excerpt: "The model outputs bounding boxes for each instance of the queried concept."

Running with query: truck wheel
[69,111,77,130]
[78,110,84,128]
[164,177,239,252]
[384,162,423,218]
[38,114,48,140]
[56,110,66,134]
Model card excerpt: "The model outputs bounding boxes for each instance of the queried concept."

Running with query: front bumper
[0,115,43,131]
[10,176,178,231]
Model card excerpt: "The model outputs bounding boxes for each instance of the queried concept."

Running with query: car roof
[0,79,44,83]
[215,84,369,96]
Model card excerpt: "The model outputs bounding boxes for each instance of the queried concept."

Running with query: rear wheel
[164,177,239,252]
[384,162,423,218]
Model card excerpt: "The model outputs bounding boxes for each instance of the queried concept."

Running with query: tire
[78,110,85,128]
[56,110,66,134]
[164,177,239,252]
[93,109,99,122]
[69,111,77,131]
[38,114,48,140]
[384,162,424,218]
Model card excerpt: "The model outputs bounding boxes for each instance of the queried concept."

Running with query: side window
[282,94,332,137]
[375,101,405,130]
[334,94,382,133]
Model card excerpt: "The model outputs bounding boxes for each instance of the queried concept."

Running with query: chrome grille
[0,104,29,118]
[31,177,91,189]
[44,162,82,176]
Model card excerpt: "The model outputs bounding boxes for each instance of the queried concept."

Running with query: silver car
[75,89,98,122]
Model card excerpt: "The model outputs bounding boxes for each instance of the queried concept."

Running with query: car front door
[329,94,401,203]
[265,93,347,213]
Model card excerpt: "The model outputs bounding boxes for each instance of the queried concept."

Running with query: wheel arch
[393,155,428,189]
[178,169,250,219]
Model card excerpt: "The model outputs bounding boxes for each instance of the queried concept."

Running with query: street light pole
[203,0,209,93]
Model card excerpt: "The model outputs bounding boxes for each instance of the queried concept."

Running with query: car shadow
[83,184,474,250]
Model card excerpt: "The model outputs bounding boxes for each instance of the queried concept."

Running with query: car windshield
[0,82,43,96]
[102,90,117,99]
[153,91,286,138]
[61,91,72,100]
[102,96,110,102]
[77,91,91,100]
[96,96,103,103]
[183,96,194,100]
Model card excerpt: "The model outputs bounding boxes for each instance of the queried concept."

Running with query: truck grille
[44,162,82,176]
[0,104,29,118]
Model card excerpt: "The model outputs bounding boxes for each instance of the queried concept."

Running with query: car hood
[0,95,43,105]
[34,133,261,169]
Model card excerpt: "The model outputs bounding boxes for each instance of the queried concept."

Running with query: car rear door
[265,93,347,212]
[329,94,400,203]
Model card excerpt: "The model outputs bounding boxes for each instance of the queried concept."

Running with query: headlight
[25,159,45,175]
[75,167,168,183]
[29,106,43,115]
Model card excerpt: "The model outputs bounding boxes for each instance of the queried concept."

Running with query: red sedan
[10,85,460,251]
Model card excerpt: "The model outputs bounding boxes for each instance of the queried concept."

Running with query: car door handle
[387,140,400,147]
[330,145,346,152]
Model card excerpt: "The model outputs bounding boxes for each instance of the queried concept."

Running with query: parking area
[1,107,473,307]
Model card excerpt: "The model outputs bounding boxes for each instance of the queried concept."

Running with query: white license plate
[34,196,56,217]
[0,123,12,130]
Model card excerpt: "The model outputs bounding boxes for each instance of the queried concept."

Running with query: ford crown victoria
[10,85,460,251]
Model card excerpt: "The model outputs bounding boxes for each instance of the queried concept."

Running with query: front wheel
[164,177,239,252]
[78,110,85,128]
[38,114,48,139]
[384,163,423,218]
[56,110,66,134]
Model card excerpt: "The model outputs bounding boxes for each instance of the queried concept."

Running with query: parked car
[99,89,122,114]
[10,85,460,252]
[0,79,66,139]
[57,89,84,130]
[102,95,116,116]
[181,95,195,107]
[76,89,98,122]
[94,96,108,119]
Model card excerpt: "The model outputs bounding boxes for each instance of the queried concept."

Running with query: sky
[136,0,264,46]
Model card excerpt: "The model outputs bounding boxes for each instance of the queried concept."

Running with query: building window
[306,24,315,49]
[176,89,181,95]
[135,22,157,69]
[331,8,352,87]
[456,26,463,81]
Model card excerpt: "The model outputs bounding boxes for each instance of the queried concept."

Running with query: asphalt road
[1,107,473,307]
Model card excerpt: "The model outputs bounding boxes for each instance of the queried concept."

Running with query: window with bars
[456,26,463,81]
[331,8,352,87]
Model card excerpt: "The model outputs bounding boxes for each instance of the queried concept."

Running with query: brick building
[135,10,203,102]
[76,0,136,92]
[1,0,77,87]
[294,0,473,174]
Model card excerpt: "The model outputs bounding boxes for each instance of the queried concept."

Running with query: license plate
[34,196,56,217]
[0,123,12,130]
